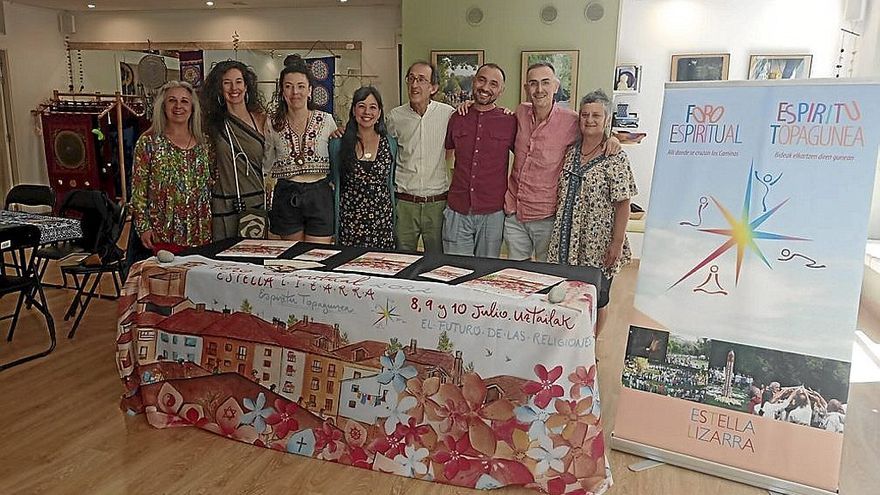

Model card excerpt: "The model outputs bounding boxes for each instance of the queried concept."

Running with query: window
[139,330,156,341]
[184,337,197,347]
[207,342,217,355]
[237,346,247,360]
[286,365,295,376]
[262,373,270,382]
[138,346,148,359]
[309,395,316,407]
[237,364,245,374]
[287,351,296,361]
[348,400,356,409]
[283,381,294,393]
[224,359,231,367]
[264,348,272,357]
[326,381,334,393]
[263,360,272,368]
[207,358,215,367]
[311,359,322,373]
[186,353,195,362]
[351,384,360,393]
[225,343,232,351]
[328,364,336,377]
[324,398,333,411]
[160,333,169,343]
[172,351,178,360]
[311,378,320,391]
[172,335,179,345]
[354,349,365,361]
[353,371,362,379]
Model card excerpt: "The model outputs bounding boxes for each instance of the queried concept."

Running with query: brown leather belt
[395,192,448,203]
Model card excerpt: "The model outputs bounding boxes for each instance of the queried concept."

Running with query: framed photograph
[614,64,641,93]
[430,50,484,105]
[670,53,730,82]
[748,54,812,80]
[521,50,580,108]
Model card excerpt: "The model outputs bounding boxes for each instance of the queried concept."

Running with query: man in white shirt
[386,61,455,252]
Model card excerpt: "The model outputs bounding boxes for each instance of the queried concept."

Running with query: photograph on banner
[623,325,849,433]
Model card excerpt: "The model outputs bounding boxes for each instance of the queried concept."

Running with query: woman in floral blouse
[547,89,638,335]
[131,80,213,254]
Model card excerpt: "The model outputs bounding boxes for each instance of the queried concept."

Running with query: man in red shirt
[443,63,516,257]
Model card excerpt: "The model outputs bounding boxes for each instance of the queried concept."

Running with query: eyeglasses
[405,74,431,85]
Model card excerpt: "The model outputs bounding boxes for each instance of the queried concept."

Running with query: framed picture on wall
[614,64,641,93]
[670,53,730,82]
[430,50,484,105]
[521,50,579,108]
[748,54,813,80]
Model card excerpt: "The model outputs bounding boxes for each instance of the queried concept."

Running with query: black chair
[33,189,99,289]
[2,184,56,276]
[4,184,55,212]
[61,201,127,338]
[0,223,56,371]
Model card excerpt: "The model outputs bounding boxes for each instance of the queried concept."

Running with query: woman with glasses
[263,55,337,243]
[131,81,213,254]
[202,60,267,241]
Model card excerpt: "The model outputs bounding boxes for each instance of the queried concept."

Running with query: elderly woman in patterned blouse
[547,89,638,335]
[131,80,213,254]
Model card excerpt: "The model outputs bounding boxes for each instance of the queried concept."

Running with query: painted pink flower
[266,399,300,438]
[346,446,371,469]
[560,422,606,481]
[546,473,587,495]
[314,420,344,458]
[394,417,435,448]
[427,373,515,456]
[433,434,475,480]
[406,376,441,423]
[568,365,596,399]
[368,428,407,458]
[523,365,565,409]
[546,397,598,439]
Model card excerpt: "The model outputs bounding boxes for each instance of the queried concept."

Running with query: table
[0,210,82,245]
[116,241,610,494]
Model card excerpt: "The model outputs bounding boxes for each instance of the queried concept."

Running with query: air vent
[540,5,558,24]
[466,6,484,26]
[585,1,605,22]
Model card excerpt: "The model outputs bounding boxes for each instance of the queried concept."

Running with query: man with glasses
[504,62,619,261]
[443,63,515,258]
[386,61,455,252]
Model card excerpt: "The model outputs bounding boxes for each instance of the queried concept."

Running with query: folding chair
[0,223,56,371]
[62,202,127,338]
[33,189,97,289]
[2,184,56,275]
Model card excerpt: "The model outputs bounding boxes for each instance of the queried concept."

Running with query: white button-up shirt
[387,100,455,196]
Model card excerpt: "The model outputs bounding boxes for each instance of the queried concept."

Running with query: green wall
[402,0,621,109]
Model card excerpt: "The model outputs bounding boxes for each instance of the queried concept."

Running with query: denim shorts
[269,178,334,237]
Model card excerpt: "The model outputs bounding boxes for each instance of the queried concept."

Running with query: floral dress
[131,133,214,247]
[547,145,638,276]
[338,136,395,249]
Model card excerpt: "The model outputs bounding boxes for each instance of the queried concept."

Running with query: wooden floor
[1,259,877,495]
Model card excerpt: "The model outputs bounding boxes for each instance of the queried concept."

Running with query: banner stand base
[628,459,665,472]
[611,434,836,495]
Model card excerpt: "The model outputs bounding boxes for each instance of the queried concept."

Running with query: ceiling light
[87,3,96,7]
[339,0,348,3]
[206,1,215,6]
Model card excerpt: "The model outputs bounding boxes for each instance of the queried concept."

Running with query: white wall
[0,1,68,185]
[70,5,401,108]
[617,0,846,215]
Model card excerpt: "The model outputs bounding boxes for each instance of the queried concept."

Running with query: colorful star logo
[670,162,807,289]
[373,299,400,327]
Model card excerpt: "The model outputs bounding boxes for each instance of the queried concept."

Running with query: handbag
[224,120,268,239]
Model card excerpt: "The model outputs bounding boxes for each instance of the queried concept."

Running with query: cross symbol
[295,437,308,452]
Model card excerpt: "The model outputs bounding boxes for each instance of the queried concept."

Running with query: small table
[0,210,82,245]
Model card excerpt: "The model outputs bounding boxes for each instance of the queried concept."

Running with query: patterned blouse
[263,110,336,179]
[131,133,214,247]
[547,144,638,276]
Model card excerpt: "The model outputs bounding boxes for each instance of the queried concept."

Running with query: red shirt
[445,107,517,215]
[504,103,580,221]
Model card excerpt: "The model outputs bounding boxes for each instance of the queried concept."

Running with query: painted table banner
[116,256,610,494]
[614,80,880,493]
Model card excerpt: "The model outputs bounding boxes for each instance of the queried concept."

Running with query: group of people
[749,382,846,432]
[130,56,638,331]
